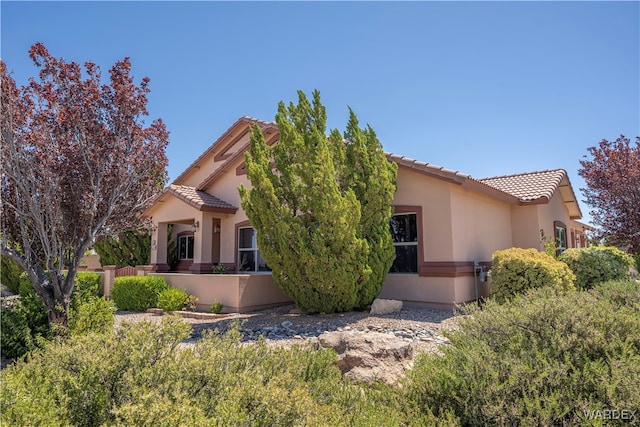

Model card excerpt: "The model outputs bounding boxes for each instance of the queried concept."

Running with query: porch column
[151,222,170,272]
[102,266,116,299]
[190,214,214,274]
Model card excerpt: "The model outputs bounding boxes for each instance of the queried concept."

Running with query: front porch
[145,184,241,275]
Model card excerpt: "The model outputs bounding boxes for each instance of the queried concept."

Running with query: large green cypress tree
[240,90,396,313]
[341,110,398,307]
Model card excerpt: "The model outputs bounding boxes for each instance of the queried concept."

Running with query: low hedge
[111,276,169,312]
[558,246,633,290]
[490,247,575,302]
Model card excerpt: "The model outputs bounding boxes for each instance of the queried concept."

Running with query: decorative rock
[318,330,413,385]
[369,298,403,316]
[281,320,294,329]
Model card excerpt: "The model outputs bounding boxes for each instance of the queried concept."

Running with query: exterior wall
[205,161,252,268]
[538,191,572,245]
[380,274,491,306]
[149,194,200,224]
[569,220,591,248]
[383,166,501,306]
[179,133,251,187]
[511,205,543,250]
[380,274,455,306]
[149,272,291,312]
[449,185,513,262]
[392,167,454,261]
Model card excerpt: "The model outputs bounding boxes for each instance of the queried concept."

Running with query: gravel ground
[115,304,463,355]
[1,304,462,369]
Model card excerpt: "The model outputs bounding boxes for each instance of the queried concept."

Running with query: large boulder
[370,298,403,315]
[318,331,413,384]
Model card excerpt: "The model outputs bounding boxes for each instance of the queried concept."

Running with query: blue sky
[2,1,639,225]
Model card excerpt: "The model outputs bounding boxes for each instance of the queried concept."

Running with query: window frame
[554,221,567,256]
[236,225,270,272]
[389,209,420,274]
[177,233,194,260]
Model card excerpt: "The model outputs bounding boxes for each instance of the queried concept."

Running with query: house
[139,116,591,311]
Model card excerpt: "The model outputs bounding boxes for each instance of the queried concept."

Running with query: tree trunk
[46,297,70,333]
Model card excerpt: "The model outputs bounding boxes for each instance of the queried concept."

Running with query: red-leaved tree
[1,43,169,329]
[579,135,640,254]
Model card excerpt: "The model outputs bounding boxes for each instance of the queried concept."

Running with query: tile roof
[167,185,237,213]
[478,169,567,202]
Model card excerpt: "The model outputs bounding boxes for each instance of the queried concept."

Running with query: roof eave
[518,196,549,206]
[139,188,171,218]
[200,206,238,214]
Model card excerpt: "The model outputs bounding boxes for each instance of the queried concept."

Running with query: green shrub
[1,317,411,426]
[0,273,50,358]
[111,276,169,311]
[2,272,113,358]
[212,264,228,274]
[73,272,101,301]
[185,294,198,311]
[68,272,114,336]
[0,292,50,359]
[0,256,24,294]
[403,285,640,425]
[490,247,575,302]
[17,272,35,297]
[559,246,633,290]
[69,297,115,336]
[157,287,189,312]
[591,279,640,310]
[210,300,223,314]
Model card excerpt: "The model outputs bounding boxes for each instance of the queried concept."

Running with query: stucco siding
[538,192,572,241]
[150,272,291,312]
[511,205,542,250]
[380,274,455,305]
[199,158,252,266]
[392,167,454,261]
[179,132,251,187]
[449,185,513,262]
[149,195,199,224]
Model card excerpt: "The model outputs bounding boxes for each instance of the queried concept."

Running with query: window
[554,221,567,256]
[237,227,270,272]
[178,234,194,260]
[389,213,418,273]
